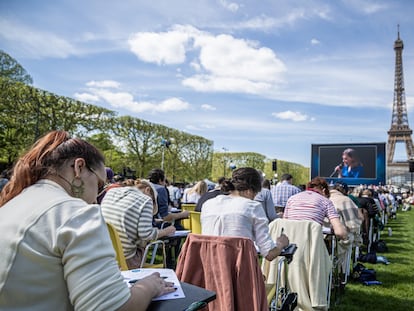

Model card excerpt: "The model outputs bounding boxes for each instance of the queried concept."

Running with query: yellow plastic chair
[106,222,128,271]
[189,211,201,234]
[181,203,196,230]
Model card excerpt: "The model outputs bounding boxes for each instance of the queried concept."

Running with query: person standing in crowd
[284,177,348,240]
[356,188,379,245]
[271,173,301,215]
[101,179,176,269]
[255,176,278,222]
[0,130,174,311]
[334,148,364,178]
[201,167,289,261]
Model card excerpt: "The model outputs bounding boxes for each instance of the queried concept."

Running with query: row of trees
[0,50,310,184]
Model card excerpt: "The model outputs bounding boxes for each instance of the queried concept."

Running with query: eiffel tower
[387,26,414,172]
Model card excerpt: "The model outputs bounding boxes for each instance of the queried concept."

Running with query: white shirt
[0,180,130,311]
[201,194,275,256]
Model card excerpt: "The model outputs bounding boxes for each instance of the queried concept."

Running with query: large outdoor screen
[311,143,386,186]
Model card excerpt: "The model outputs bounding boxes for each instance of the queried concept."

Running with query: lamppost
[409,158,414,194]
[161,138,172,171]
[222,147,228,177]
[272,159,278,184]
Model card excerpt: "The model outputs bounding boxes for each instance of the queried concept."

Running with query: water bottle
[388,227,392,237]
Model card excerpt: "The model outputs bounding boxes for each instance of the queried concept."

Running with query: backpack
[352,263,377,283]
[372,240,388,253]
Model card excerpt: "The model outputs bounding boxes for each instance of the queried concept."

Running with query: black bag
[280,292,298,311]
[357,269,377,282]
[372,240,388,252]
[352,262,377,283]
[358,252,377,264]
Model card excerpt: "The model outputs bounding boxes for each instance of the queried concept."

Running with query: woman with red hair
[0,130,174,311]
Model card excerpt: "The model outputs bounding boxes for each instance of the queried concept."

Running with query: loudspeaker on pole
[272,160,277,172]
[409,160,414,172]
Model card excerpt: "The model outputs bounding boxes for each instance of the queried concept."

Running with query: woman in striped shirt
[101,179,175,269]
[283,177,348,240]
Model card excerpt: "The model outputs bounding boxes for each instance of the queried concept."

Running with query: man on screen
[334,148,364,178]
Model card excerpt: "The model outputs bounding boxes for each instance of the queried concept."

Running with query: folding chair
[106,222,128,271]
[188,211,201,234]
[140,240,167,268]
[265,219,332,311]
[181,203,196,230]
[262,245,298,311]
[325,231,339,307]
[177,234,268,311]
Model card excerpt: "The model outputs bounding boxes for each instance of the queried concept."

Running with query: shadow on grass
[331,211,414,311]
[332,285,414,311]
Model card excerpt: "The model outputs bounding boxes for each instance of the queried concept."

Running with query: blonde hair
[187,180,208,196]
[135,179,158,215]
[122,179,135,186]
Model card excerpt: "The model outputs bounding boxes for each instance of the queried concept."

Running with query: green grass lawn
[331,209,414,311]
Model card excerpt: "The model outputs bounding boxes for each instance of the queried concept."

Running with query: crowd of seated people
[2,133,403,311]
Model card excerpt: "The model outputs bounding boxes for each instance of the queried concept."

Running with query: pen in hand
[128,279,140,284]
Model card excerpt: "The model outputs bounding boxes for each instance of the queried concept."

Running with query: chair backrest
[189,211,201,234]
[181,203,196,230]
[106,222,128,271]
[140,240,166,268]
[176,233,267,311]
[181,203,197,211]
[263,219,332,311]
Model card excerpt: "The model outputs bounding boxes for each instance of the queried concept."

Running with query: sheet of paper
[121,268,185,301]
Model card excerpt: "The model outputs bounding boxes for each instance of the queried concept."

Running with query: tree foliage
[212,153,309,186]
[0,77,114,166]
[0,50,33,84]
[0,52,309,182]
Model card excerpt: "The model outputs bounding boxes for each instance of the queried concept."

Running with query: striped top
[101,186,158,259]
[283,190,339,225]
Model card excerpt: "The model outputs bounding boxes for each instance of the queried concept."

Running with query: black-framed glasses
[86,165,106,193]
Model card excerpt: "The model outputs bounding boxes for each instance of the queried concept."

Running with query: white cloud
[194,34,285,82]
[0,19,76,58]
[73,92,100,103]
[311,38,320,45]
[227,6,331,32]
[218,0,240,12]
[128,26,195,65]
[201,104,216,111]
[76,80,190,113]
[86,80,120,88]
[183,75,274,93]
[157,97,190,112]
[272,110,310,122]
[128,25,286,94]
[343,0,388,14]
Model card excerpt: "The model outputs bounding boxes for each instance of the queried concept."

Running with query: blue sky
[1,0,414,167]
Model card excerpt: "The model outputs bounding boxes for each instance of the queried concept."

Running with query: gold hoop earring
[71,177,85,197]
